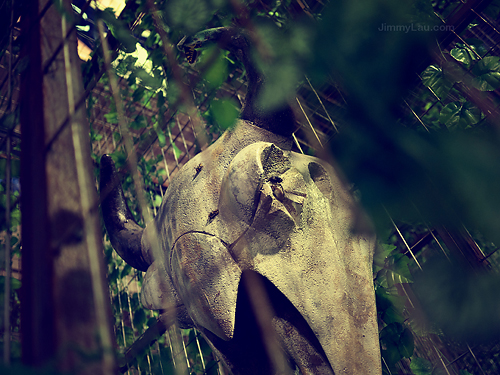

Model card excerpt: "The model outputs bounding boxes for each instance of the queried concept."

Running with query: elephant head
[100,27,381,375]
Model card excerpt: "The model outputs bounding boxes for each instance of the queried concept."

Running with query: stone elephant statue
[99,27,381,375]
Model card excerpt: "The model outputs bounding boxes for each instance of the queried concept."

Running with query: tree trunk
[20,1,116,373]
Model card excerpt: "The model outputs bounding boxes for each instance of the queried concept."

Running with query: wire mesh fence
[2,0,500,374]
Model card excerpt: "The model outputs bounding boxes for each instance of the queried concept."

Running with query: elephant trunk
[177,27,296,138]
[99,155,151,272]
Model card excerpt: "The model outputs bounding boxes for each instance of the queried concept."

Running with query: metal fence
[2,0,500,374]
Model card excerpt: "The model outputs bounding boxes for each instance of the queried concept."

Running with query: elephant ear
[170,232,241,341]
[141,261,194,328]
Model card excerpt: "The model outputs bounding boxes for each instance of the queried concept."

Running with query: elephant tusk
[99,155,151,272]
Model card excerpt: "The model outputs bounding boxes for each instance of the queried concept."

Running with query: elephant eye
[308,162,333,198]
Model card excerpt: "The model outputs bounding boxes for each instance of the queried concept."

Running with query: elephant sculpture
[100,27,382,374]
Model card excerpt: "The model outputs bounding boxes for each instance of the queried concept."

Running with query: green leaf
[120,264,132,278]
[132,86,145,102]
[145,29,161,48]
[11,278,21,290]
[150,48,166,69]
[123,325,135,346]
[380,322,414,367]
[472,56,500,91]
[410,357,433,375]
[166,82,181,106]
[450,40,486,70]
[134,67,162,90]
[165,0,212,34]
[130,114,146,130]
[257,60,301,112]
[157,131,166,147]
[421,65,454,100]
[171,143,182,159]
[432,367,448,375]
[133,308,147,330]
[97,9,136,53]
[122,55,138,70]
[386,253,413,285]
[0,110,19,132]
[377,267,412,289]
[104,112,119,124]
[157,91,165,109]
[373,243,396,273]
[108,264,120,284]
[375,286,405,324]
[10,208,20,228]
[375,269,390,289]
[210,98,240,130]
[450,46,474,68]
[484,0,500,22]
[153,194,162,207]
[0,276,21,291]
[200,47,229,89]
[459,370,474,375]
[439,101,482,130]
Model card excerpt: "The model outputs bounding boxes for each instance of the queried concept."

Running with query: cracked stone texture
[140,120,382,375]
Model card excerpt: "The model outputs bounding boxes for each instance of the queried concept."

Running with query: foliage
[0,151,22,363]
[311,0,500,250]
[410,357,433,375]
[2,0,500,372]
[82,0,500,373]
[413,255,500,342]
[380,322,414,372]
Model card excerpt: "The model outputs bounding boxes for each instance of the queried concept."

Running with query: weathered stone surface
[101,26,382,372]
[137,119,381,374]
